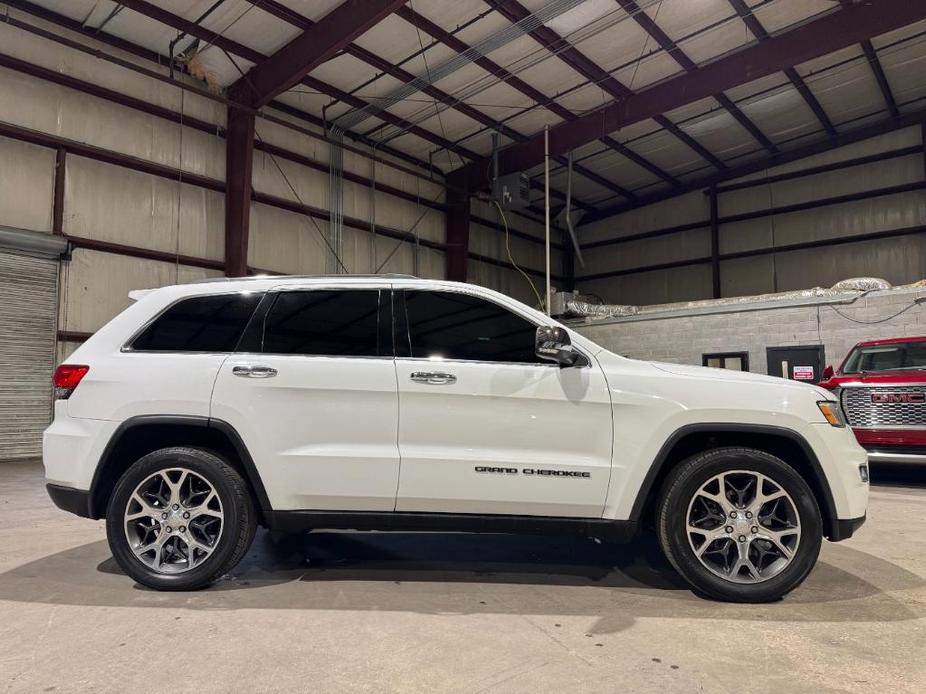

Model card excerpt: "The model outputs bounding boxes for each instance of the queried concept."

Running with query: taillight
[53,364,89,399]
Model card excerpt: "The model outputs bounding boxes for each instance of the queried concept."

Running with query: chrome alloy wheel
[686,470,801,584]
[123,467,224,574]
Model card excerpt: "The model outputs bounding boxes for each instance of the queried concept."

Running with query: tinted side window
[262,290,385,357]
[402,290,540,363]
[131,293,262,352]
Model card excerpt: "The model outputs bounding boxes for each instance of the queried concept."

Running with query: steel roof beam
[616,0,777,155]
[115,0,481,166]
[232,0,408,107]
[395,5,677,189]
[459,0,926,189]
[243,2,624,204]
[486,0,726,171]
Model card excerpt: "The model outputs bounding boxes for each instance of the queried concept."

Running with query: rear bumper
[43,403,119,490]
[46,483,93,518]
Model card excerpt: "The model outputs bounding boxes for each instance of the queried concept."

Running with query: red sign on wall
[793,366,815,380]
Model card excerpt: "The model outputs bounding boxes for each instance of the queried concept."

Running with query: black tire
[656,447,822,603]
[106,447,256,591]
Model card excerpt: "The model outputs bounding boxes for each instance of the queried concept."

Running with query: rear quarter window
[129,292,263,352]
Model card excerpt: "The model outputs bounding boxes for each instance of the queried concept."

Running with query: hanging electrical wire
[492,200,546,311]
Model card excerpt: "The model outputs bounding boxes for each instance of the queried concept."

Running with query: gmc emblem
[871,392,925,404]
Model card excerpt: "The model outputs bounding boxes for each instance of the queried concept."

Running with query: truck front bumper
[854,428,926,464]
[866,449,926,464]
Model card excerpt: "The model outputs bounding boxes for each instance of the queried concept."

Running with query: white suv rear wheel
[106,447,255,590]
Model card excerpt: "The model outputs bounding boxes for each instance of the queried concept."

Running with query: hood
[650,361,834,398]
[821,368,926,387]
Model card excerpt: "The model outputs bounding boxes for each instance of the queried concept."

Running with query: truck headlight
[817,401,846,427]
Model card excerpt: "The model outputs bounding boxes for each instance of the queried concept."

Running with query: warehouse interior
[0,0,925,691]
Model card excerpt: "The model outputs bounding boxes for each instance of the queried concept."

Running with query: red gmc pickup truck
[819,336,926,465]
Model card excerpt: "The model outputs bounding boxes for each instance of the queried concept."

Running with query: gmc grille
[841,386,926,428]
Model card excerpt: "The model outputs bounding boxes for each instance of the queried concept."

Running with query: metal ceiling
[10,0,926,219]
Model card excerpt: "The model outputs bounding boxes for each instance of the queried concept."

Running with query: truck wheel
[106,447,256,591]
[656,447,822,602]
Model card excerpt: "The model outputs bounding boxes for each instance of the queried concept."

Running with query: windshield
[842,342,926,374]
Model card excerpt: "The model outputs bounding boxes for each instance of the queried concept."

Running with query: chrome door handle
[232,365,277,378]
[410,371,457,385]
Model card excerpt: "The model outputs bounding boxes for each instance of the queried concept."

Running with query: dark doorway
[703,352,750,371]
[766,345,826,384]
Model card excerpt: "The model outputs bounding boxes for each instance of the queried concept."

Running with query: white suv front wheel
[656,447,823,602]
[106,447,256,590]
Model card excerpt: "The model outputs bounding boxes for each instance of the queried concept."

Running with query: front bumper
[829,514,866,541]
[46,483,93,518]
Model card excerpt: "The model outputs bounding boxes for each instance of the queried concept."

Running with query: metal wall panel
[0,251,57,460]
[64,156,225,261]
[577,126,926,304]
[250,150,445,245]
[0,68,226,181]
[58,249,222,335]
[580,190,708,245]
[0,10,225,128]
[581,263,714,306]
[0,135,55,233]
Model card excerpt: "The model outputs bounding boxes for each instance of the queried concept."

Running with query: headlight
[817,401,846,427]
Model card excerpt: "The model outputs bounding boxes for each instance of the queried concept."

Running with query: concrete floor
[0,461,923,694]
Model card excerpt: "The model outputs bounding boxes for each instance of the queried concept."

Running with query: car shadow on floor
[0,528,923,632]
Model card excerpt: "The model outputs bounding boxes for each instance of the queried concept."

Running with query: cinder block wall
[573,287,926,373]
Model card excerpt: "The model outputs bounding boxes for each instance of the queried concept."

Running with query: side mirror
[822,365,834,380]
[536,326,579,367]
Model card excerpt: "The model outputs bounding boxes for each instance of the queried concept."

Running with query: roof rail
[186,273,420,285]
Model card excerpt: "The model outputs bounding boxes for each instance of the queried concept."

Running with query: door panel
[767,345,826,384]
[210,287,400,511]
[394,289,613,517]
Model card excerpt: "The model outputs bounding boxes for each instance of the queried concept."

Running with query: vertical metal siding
[0,251,58,460]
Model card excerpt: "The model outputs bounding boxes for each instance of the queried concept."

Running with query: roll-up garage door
[0,250,59,460]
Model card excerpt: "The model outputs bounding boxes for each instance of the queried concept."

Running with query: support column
[445,178,470,282]
[52,147,66,235]
[224,106,255,277]
[921,121,926,180]
[709,184,720,298]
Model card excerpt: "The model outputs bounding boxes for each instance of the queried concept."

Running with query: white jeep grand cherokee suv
[44,276,869,601]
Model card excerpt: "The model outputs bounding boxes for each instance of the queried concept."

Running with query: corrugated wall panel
[580,264,714,306]
[251,150,445,245]
[580,190,708,245]
[59,249,222,335]
[575,126,926,305]
[764,236,926,291]
[720,155,924,217]
[64,156,225,261]
[0,9,224,128]
[248,202,445,278]
[0,69,226,181]
[583,229,710,276]
[0,135,55,232]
